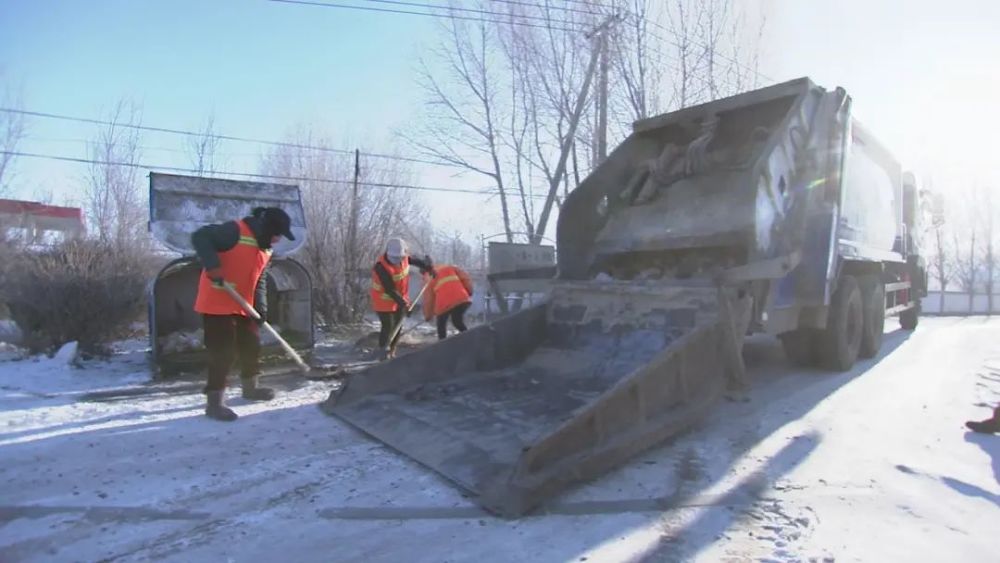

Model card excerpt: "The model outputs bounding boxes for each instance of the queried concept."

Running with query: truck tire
[819,275,863,371]
[780,329,819,367]
[900,303,920,330]
[858,275,885,359]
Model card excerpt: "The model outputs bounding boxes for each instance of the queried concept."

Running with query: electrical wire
[355,0,594,27]
[641,14,773,85]
[0,107,449,167]
[268,0,586,33]
[486,0,603,18]
[1,149,548,199]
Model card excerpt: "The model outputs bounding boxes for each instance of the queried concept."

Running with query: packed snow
[1,317,998,562]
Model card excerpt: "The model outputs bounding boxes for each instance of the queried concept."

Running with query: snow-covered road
[1,317,998,562]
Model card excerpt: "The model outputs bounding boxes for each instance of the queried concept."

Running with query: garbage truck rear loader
[321,77,928,516]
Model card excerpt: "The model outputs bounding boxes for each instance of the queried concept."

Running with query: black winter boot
[206,390,238,421]
[241,376,276,401]
[965,407,1000,434]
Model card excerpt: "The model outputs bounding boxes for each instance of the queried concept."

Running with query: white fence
[922,291,1000,315]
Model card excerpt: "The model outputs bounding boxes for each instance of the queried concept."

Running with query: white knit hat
[386,237,407,263]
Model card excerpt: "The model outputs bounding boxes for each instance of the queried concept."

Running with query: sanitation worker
[371,237,434,359]
[192,206,296,421]
[422,263,474,340]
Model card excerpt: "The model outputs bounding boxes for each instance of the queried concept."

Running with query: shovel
[220,283,326,377]
[380,282,430,360]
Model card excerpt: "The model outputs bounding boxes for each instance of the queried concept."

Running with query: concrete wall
[922,291,1000,315]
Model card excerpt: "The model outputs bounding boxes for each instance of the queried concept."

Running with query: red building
[0,199,85,243]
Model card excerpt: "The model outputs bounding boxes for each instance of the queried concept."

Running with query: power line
[268,0,586,33]
[549,0,612,9]
[0,107,449,167]
[640,15,773,85]
[22,136,266,158]
[355,0,594,27]
[487,0,603,18]
[1,149,545,199]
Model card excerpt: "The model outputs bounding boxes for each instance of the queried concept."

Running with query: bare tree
[408,12,516,242]
[952,228,977,313]
[931,217,952,313]
[261,129,426,324]
[188,113,223,176]
[410,0,766,247]
[408,2,607,244]
[977,186,998,314]
[85,100,147,250]
[609,0,765,114]
[0,77,27,195]
[610,0,665,120]
[951,186,982,313]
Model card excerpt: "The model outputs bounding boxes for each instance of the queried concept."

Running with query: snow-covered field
[1,317,998,562]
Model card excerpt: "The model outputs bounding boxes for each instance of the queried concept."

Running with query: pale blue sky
[2,0,999,240]
[1,0,431,138]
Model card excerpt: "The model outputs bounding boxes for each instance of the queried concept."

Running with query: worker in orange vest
[191,206,296,422]
[371,237,434,359]
[422,264,474,340]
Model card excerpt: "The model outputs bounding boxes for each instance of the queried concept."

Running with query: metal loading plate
[324,281,747,516]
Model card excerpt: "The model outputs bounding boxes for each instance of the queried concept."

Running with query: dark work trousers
[203,314,260,392]
[377,310,406,349]
[436,302,471,340]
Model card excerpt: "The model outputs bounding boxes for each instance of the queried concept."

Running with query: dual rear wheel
[780,273,903,372]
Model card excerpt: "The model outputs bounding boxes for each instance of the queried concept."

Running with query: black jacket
[191,217,270,319]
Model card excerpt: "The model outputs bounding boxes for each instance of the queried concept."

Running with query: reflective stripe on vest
[434,274,460,290]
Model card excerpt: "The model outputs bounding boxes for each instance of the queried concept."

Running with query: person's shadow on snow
[965,432,1000,484]
[940,433,1000,507]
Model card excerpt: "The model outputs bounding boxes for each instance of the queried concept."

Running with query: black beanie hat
[251,207,295,241]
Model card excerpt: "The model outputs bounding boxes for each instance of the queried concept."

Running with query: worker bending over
[371,237,433,359]
[192,206,296,422]
[423,263,473,340]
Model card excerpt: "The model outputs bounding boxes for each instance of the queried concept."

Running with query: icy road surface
[1,317,999,562]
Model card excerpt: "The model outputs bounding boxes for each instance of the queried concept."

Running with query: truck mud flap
[320,281,750,517]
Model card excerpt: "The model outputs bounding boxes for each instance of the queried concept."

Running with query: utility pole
[531,13,622,245]
[348,149,361,311]
[596,29,610,164]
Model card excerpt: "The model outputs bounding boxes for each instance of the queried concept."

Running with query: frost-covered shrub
[5,240,152,356]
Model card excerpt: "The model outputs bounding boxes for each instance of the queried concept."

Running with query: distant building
[0,198,85,244]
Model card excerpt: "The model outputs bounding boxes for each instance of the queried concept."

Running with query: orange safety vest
[371,255,410,312]
[423,265,472,320]
[194,220,272,316]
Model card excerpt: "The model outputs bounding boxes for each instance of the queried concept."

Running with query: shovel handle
[220,283,311,374]
[386,282,430,347]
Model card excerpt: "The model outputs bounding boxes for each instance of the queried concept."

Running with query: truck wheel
[858,275,885,359]
[819,275,863,371]
[900,303,920,330]
[780,329,819,367]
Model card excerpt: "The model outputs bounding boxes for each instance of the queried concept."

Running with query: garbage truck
[321,77,933,516]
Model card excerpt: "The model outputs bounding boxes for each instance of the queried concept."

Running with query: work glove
[393,296,408,312]
[205,267,225,286]
[422,255,437,277]
[252,308,266,326]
